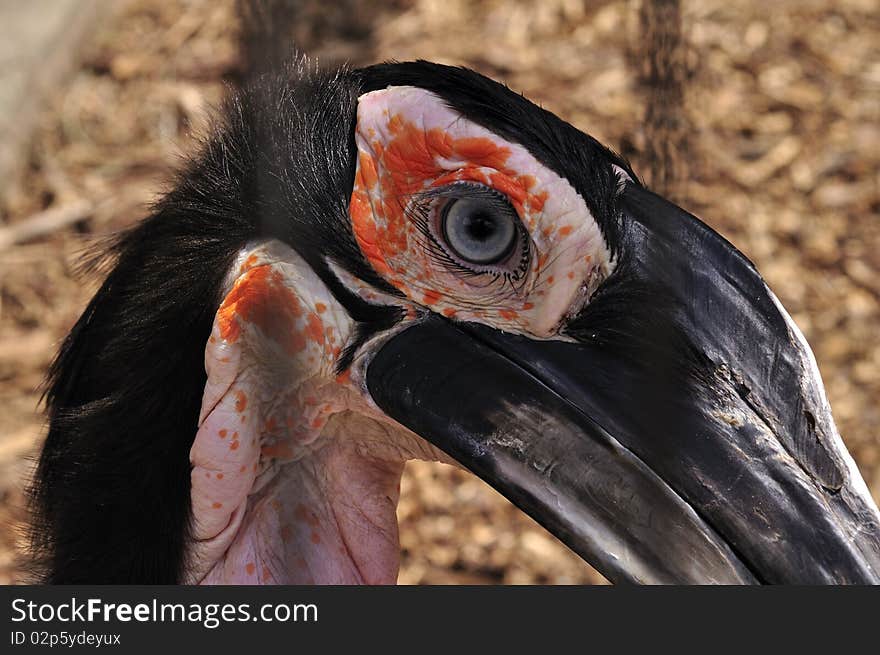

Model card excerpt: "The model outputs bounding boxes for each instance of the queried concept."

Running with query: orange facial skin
[350,86,613,337]
[217,266,306,355]
[188,242,362,583]
[190,242,449,585]
[201,243,357,467]
[350,119,548,282]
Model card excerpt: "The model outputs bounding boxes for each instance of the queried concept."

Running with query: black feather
[27,60,376,582]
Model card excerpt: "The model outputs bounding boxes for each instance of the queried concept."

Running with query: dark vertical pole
[635,0,689,203]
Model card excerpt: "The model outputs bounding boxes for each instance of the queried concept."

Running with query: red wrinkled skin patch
[348,86,612,337]
[190,243,388,584]
[217,266,308,354]
[350,112,548,295]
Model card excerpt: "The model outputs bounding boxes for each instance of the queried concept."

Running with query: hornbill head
[31,60,880,584]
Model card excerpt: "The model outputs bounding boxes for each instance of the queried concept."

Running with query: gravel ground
[0,0,877,584]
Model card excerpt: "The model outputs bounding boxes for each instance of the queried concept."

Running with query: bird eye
[439,197,518,265]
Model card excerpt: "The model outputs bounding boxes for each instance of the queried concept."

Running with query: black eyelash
[405,181,533,293]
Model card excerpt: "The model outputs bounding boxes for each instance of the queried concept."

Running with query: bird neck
[194,411,448,584]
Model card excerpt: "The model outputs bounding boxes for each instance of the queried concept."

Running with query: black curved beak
[366,184,880,584]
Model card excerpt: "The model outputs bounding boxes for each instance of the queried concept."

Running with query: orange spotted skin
[188,239,435,585]
[351,117,548,290]
[217,266,306,355]
[350,86,613,337]
[188,241,367,583]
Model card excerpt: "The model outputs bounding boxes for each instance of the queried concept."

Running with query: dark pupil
[462,211,499,241]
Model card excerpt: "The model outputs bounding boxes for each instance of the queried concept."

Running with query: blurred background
[0,0,877,584]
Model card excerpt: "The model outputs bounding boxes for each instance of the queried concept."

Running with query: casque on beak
[365,182,880,584]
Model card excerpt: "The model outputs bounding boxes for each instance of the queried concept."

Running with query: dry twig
[0,199,93,252]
